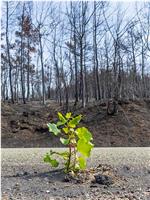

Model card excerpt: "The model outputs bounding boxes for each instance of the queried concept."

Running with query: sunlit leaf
[43,153,59,167]
[58,112,67,124]
[68,115,82,128]
[63,127,69,134]
[47,123,60,135]
[76,127,93,142]
[49,159,59,167]
[78,156,86,169]
[77,139,94,157]
[60,137,69,145]
[65,112,72,119]
[43,153,51,163]
[56,121,64,127]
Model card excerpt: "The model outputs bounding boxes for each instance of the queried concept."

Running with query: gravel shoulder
[1,148,150,200]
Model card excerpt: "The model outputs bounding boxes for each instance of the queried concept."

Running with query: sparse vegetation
[44,112,94,173]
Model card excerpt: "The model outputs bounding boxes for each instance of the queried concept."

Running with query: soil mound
[1,100,150,147]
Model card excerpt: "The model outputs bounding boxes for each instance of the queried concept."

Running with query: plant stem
[73,146,76,171]
[67,144,72,173]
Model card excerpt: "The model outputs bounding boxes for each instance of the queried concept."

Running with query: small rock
[44,177,49,181]
[46,190,50,193]
[63,175,71,182]
[121,187,126,190]
[23,111,28,117]
[90,184,98,188]
[76,179,82,184]
[128,196,135,200]
[104,185,108,189]
[31,111,36,115]
[48,180,53,183]
[136,188,142,192]
[94,174,113,185]
[123,165,130,171]
[146,188,150,192]
[124,194,129,198]
[63,173,78,183]
[16,173,21,177]
[13,183,20,190]
[23,171,28,176]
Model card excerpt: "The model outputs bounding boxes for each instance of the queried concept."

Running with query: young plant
[43,112,94,173]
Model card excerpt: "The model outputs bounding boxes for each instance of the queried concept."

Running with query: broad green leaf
[43,153,59,167]
[60,137,69,145]
[58,112,67,123]
[63,127,69,134]
[47,123,60,135]
[56,121,64,127]
[65,112,72,119]
[50,159,59,167]
[77,139,94,157]
[76,127,93,142]
[43,153,51,163]
[68,115,82,128]
[78,156,86,169]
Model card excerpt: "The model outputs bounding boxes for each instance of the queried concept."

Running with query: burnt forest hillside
[1,1,150,148]
[2,99,150,147]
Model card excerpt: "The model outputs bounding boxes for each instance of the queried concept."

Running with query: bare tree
[6,2,14,103]
[1,1,150,105]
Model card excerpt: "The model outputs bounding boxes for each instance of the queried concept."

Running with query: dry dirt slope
[1,100,150,147]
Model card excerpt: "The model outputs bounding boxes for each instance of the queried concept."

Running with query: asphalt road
[2,147,150,168]
[1,148,150,200]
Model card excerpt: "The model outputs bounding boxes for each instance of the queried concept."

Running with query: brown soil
[1,100,150,147]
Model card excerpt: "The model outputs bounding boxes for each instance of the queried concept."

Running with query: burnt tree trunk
[6,2,14,104]
[39,32,45,105]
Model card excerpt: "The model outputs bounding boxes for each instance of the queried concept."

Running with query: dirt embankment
[1,100,150,147]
